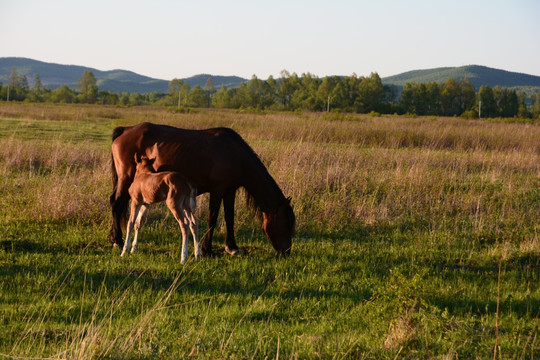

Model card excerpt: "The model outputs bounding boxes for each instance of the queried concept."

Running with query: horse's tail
[110,126,126,189]
[109,126,128,246]
[112,126,126,141]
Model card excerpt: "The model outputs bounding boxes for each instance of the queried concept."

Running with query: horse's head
[134,154,156,174]
[262,197,295,256]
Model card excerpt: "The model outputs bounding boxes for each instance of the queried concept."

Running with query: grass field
[0,103,538,359]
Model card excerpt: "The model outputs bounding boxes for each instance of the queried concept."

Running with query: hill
[382,65,540,95]
[0,57,247,93]
[2,58,539,96]
[181,74,247,90]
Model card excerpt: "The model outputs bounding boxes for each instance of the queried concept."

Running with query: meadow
[0,103,538,359]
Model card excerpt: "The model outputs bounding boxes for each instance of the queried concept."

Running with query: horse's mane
[215,127,286,216]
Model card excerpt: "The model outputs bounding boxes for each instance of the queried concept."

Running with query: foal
[121,155,200,264]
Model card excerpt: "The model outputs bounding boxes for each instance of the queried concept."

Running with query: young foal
[121,155,200,264]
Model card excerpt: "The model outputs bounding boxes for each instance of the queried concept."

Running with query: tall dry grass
[0,136,110,222]
[3,103,538,151]
[259,137,538,237]
[1,104,538,243]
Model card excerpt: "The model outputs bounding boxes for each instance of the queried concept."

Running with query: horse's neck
[136,166,154,175]
[243,171,284,214]
[143,164,156,172]
[134,170,154,183]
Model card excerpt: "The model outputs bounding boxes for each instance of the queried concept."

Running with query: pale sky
[1,0,539,80]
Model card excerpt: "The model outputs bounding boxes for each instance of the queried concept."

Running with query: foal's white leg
[185,209,201,259]
[131,205,147,254]
[179,219,189,265]
[121,203,141,257]
[167,199,189,264]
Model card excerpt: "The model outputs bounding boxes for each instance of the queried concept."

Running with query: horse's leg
[121,202,140,257]
[109,175,132,247]
[201,192,222,256]
[178,217,189,264]
[131,205,147,254]
[185,209,201,260]
[167,198,189,264]
[223,189,240,255]
[110,192,129,247]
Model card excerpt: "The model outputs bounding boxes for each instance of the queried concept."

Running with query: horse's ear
[134,153,141,164]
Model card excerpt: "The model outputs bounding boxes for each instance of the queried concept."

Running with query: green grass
[0,103,538,359]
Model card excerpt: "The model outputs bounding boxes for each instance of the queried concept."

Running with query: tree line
[0,67,166,105]
[399,79,531,118]
[2,66,540,119]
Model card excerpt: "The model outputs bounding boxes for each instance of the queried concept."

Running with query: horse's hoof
[225,247,242,256]
[112,241,124,249]
[201,249,214,257]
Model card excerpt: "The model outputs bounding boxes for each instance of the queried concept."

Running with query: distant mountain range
[0,57,246,93]
[382,65,540,95]
[1,57,539,95]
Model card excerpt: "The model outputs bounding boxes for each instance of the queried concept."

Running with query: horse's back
[113,122,257,194]
[114,122,247,155]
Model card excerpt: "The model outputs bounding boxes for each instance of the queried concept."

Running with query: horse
[109,122,295,256]
[121,154,200,264]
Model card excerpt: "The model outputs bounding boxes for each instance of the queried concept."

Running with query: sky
[1,0,539,80]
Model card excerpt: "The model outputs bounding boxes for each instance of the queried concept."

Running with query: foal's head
[134,154,156,174]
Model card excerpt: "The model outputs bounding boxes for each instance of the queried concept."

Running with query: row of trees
[0,67,165,105]
[3,66,540,118]
[400,79,528,118]
[167,71,396,113]
[167,73,539,119]
[1,67,100,104]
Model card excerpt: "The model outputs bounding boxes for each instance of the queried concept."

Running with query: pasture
[0,103,538,359]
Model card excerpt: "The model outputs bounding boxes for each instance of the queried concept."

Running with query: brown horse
[122,155,200,264]
[109,122,295,256]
